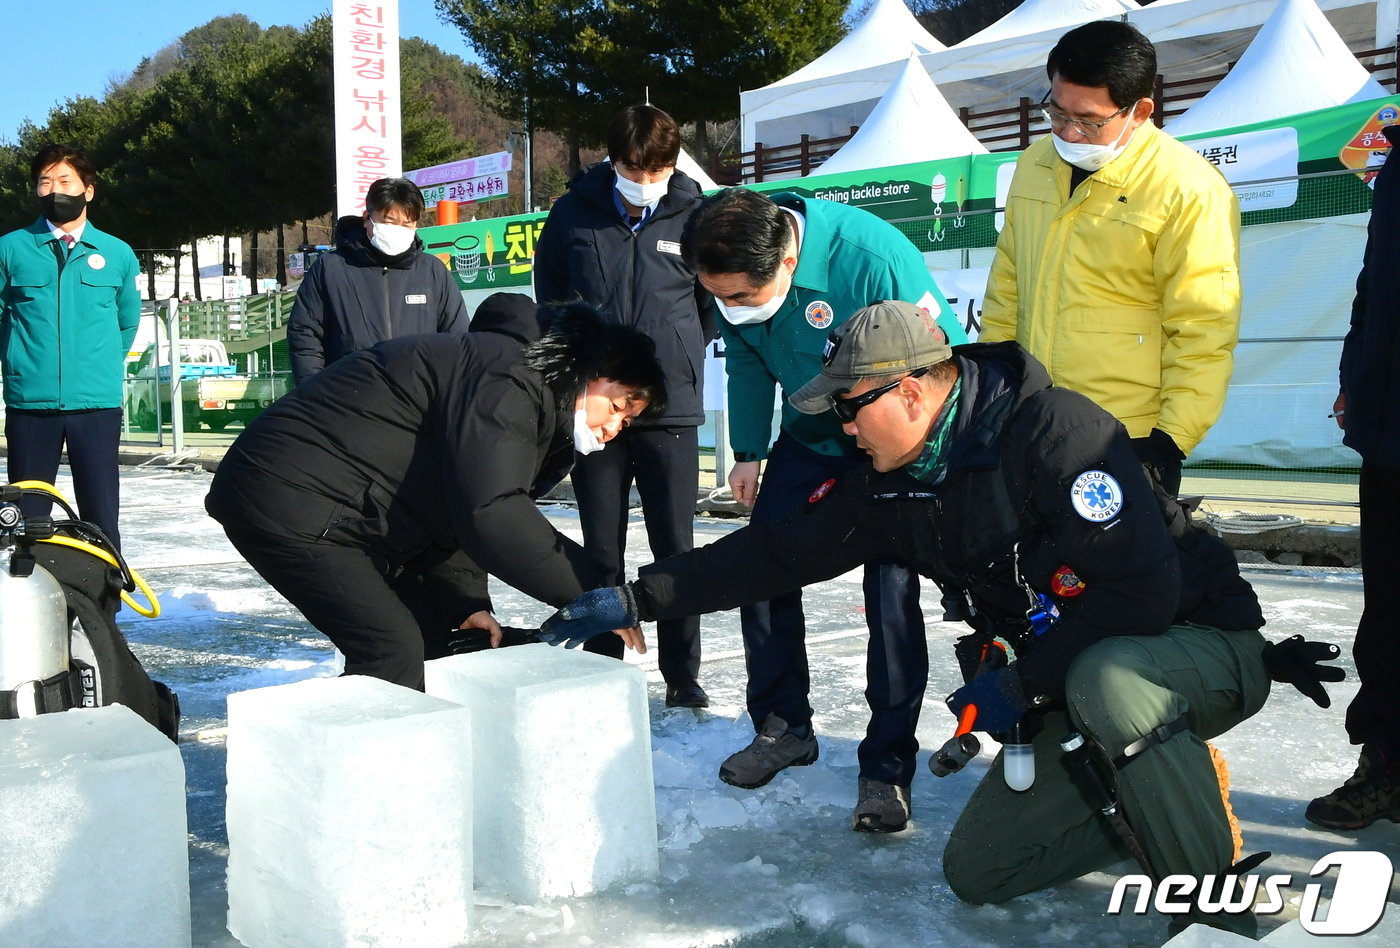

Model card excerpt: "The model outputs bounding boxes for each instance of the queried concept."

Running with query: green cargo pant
[942,623,1272,937]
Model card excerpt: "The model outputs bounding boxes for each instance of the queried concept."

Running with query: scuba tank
[0,483,178,740]
[0,496,78,718]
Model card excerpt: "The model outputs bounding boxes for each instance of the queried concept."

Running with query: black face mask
[39,191,87,225]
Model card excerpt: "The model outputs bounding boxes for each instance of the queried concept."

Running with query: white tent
[742,0,1382,152]
[771,0,946,90]
[1167,0,1388,135]
[743,0,948,147]
[676,148,720,191]
[956,0,1140,48]
[813,55,988,177]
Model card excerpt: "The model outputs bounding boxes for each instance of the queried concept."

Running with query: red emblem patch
[1050,565,1086,598]
[808,478,837,503]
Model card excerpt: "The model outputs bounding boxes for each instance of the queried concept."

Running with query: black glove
[539,585,640,649]
[1261,634,1344,708]
[946,666,1028,734]
[1133,428,1185,495]
[447,626,540,655]
[953,632,1008,685]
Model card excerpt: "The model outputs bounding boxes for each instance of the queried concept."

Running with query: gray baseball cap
[789,300,953,414]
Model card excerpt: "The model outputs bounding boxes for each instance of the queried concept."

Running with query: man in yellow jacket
[980,20,1241,495]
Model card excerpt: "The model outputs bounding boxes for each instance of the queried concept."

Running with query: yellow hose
[10,480,161,618]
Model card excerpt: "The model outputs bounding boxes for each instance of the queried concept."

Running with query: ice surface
[425,645,658,901]
[0,704,190,947]
[1162,923,1261,946]
[52,467,1400,946]
[225,676,473,948]
[1263,913,1400,943]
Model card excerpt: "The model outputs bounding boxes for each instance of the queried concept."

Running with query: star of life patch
[1069,470,1123,523]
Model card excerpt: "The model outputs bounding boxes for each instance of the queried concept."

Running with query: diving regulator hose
[10,480,161,618]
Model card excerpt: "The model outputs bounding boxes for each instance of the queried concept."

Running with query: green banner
[420,213,545,291]
[420,95,1398,289]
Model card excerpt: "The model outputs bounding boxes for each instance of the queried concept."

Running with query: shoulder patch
[1069,470,1124,523]
[1049,565,1086,598]
[805,300,834,329]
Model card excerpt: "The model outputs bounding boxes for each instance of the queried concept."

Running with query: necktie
[60,234,74,255]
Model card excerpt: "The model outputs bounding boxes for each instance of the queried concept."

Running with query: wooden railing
[709,40,1400,183]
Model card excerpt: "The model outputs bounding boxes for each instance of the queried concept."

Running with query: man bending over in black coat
[206,293,665,690]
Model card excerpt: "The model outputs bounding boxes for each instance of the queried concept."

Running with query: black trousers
[1346,462,1400,759]
[222,526,484,691]
[572,424,702,685]
[742,433,928,787]
[5,407,123,549]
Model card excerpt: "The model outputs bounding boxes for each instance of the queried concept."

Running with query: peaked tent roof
[767,0,946,89]
[676,148,719,191]
[1166,0,1387,136]
[812,55,989,176]
[956,0,1140,48]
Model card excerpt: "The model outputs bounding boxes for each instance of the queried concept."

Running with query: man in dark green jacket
[679,187,966,832]
[0,144,140,547]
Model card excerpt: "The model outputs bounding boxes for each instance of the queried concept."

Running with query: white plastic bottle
[1003,722,1035,792]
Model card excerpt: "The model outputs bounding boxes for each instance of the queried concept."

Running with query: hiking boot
[665,680,710,709]
[852,778,910,833]
[719,713,819,789]
[1306,747,1400,830]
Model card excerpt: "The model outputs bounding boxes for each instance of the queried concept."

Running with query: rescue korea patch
[1050,565,1086,598]
[806,300,834,329]
[1069,469,1124,523]
[808,478,837,504]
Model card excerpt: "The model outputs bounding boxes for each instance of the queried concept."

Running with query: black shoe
[665,681,710,708]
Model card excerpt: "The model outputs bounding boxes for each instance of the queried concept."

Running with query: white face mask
[614,171,670,210]
[368,219,416,256]
[573,407,605,455]
[716,285,788,326]
[1051,114,1135,173]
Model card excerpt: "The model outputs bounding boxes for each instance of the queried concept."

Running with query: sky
[0,2,473,143]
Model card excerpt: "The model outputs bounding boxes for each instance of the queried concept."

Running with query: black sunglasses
[831,367,928,423]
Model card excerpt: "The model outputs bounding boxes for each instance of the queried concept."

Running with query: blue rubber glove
[945,666,1029,735]
[539,585,639,648]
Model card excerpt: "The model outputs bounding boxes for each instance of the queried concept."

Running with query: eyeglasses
[1038,97,1133,138]
[831,368,928,423]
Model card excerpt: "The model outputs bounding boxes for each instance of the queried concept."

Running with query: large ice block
[0,705,190,947]
[225,675,473,948]
[426,644,657,901]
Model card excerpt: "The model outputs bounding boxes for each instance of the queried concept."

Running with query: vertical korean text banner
[333,0,402,218]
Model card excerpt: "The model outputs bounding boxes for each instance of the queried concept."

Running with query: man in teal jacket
[0,144,141,548]
[681,187,967,832]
